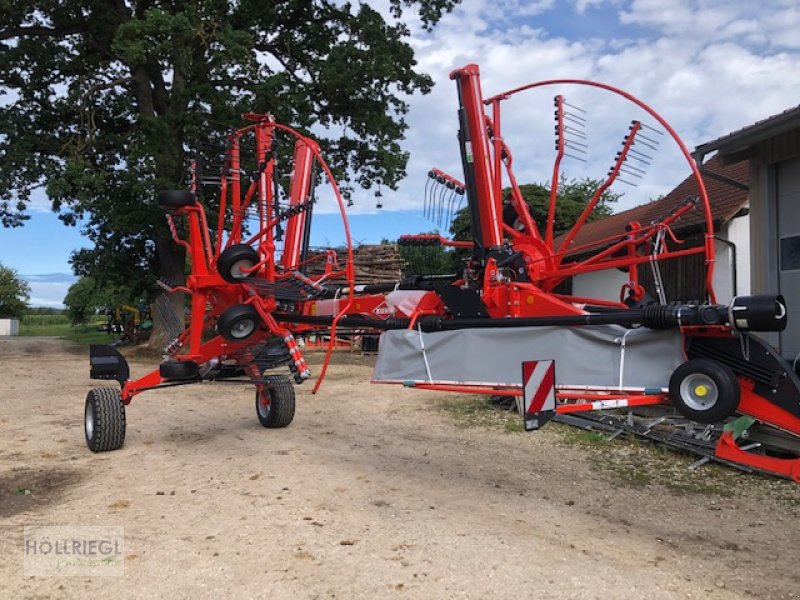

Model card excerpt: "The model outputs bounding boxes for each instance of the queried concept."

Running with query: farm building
[695,106,800,359]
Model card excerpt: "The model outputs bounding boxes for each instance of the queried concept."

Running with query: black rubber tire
[217,304,261,341]
[256,375,296,428]
[159,360,199,381]
[217,244,259,283]
[668,358,740,424]
[157,189,197,209]
[502,202,525,231]
[85,388,126,452]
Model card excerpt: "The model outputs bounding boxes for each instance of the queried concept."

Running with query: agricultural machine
[84,65,800,483]
[99,303,153,345]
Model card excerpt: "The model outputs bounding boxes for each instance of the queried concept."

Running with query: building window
[780,235,800,271]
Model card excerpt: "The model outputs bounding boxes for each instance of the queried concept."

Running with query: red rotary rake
[86,114,356,450]
[85,66,800,482]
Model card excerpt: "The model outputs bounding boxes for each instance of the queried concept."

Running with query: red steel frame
[118,115,355,404]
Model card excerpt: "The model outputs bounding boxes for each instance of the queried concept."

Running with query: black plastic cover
[89,344,130,385]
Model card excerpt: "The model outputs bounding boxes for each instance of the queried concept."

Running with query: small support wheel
[256,375,296,428]
[85,387,126,452]
[668,358,740,424]
[157,190,197,210]
[217,304,261,341]
[502,202,525,231]
[217,244,260,283]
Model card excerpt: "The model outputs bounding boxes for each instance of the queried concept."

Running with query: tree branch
[0,24,84,41]
[81,76,134,100]
[253,44,308,86]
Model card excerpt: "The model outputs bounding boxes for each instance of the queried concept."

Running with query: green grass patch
[19,315,113,345]
[549,422,743,496]
[557,427,609,447]
[63,326,117,345]
[438,395,523,433]
[438,400,800,502]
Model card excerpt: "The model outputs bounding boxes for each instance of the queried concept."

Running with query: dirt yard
[0,337,798,599]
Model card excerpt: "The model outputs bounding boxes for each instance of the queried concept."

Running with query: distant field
[19,314,112,345]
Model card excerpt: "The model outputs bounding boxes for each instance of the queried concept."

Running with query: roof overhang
[694,106,800,163]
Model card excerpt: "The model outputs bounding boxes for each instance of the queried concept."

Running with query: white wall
[712,210,751,305]
[572,268,630,304]
[0,319,20,335]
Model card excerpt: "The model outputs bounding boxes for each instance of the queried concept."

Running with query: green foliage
[63,276,132,325]
[63,276,99,325]
[0,0,459,303]
[20,313,68,326]
[0,263,30,318]
[450,177,620,242]
[24,306,64,315]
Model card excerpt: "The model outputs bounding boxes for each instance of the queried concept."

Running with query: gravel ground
[0,336,798,599]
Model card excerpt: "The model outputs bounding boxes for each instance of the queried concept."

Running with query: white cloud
[620,0,800,50]
[24,273,76,308]
[507,0,557,17]
[347,0,800,219]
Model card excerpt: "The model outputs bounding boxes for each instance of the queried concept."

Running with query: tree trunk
[148,238,187,352]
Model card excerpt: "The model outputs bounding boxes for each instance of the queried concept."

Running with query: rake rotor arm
[485,78,717,302]
[546,95,565,248]
[542,196,700,291]
[499,141,541,240]
[556,121,643,259]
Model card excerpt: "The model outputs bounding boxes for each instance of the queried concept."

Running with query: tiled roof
[556,155,749,255]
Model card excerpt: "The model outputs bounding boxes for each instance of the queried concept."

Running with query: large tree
[0,0,457,345]
[0,263,30,318]
[63,275,132,325]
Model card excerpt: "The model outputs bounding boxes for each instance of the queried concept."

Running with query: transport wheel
[502,202,525,231]
[157,190,197,209]
[255,375,296,428]
[85,388,126,452]
[159,360,199,381]
[217,304,261,341]
[668,359,740,424]
[217,244,260,283]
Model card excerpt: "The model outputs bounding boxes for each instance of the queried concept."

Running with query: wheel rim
[679,373,719,411]
[230,259,254,279]
[257,390,271,419]
[231,318,256,339]
[85,401,94,440]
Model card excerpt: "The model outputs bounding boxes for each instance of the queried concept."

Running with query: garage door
[777,156,800,359]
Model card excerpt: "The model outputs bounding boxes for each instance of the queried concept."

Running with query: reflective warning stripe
[523,360,556,415]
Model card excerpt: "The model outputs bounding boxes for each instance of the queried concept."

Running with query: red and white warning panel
[521,359,556,431]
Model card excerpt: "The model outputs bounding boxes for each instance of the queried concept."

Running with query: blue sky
[2,0,800,307]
